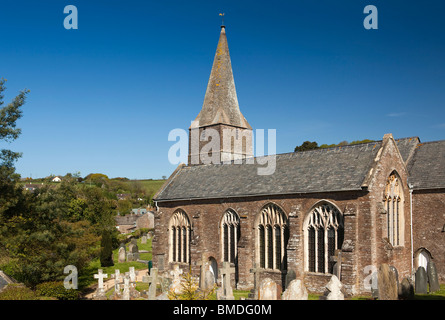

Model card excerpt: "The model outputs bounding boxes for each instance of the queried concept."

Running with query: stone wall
[153,190,386,295]
[412,189,445,281]
[152,135,419,296]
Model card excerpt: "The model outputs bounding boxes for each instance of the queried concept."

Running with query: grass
[79,236,151,291]
[414,284,445,300]
[130,179,166,196]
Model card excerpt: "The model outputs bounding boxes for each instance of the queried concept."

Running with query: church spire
[192,25,251,129]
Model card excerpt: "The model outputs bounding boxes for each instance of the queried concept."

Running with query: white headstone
[326,275,344,300]
[122,274,130,300]
[93,269,108,299]
[282,279,308,300]
[258,278,278,300]
[169,265,184,294]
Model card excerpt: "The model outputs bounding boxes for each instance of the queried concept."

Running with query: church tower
[188,25,253,165]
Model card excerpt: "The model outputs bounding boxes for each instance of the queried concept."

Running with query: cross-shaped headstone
[250,263,262,299]
[142,268,159,300]
[129,266,139,284]
[93,269,108,299]
[122,274,130,300]
[112,269,122,293]
[218,262,235,300]
[94,269,108,293]
[331,249,342,280]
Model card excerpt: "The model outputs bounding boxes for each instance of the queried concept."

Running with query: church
[152,25,445,296]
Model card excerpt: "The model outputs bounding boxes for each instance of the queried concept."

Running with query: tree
[99,230,114,267]
[167,267,216,300]
[294,141,319,152]
[0,180,100,286]
[0,79,29,216]
[297,139,376,151]
[0,79,29,165]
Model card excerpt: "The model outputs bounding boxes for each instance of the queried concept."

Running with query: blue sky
[2,1,445,179]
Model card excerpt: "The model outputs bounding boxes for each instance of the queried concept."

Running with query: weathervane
[219,13,225,27]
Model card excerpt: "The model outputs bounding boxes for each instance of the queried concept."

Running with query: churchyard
[1,231,444,300]
[83,237,445,301]
[79,235,152,292]
[1,231,445,300]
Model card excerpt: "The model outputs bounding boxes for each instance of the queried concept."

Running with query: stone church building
[152,25,445,296]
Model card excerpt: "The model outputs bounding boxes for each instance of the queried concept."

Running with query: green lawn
[413,284,445,300]
[79,237,151,291]
[128,179,166,197]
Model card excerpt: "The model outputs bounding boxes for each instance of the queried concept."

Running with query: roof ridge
[416,139,445,145]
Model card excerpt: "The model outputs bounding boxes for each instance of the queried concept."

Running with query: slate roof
[407,140,445,190]
[155,141,383,201]
[395,137,420,163]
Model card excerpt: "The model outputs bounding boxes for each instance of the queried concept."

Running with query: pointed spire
[192,25,251,129]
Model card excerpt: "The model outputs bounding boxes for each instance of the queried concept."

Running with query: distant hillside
[21,174,167,207]
[126,179,166,197]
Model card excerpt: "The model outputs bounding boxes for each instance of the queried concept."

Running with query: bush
[35,281,79,300]
[0,284,37,300]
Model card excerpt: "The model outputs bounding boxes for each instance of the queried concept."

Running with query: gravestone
[325,275,344,300]
[122,274,130,300]
[377,264,398,300]
[169,264,184,294]
[282,279,308,300]
[141,235,147,244]
[93,269,108,300]
[111,269,122,299]
[248,263,262,299]
[142,267,159,300]
[389,266,400,295]
[197,255,209,290]
[399,277,414,299]
[258,278,278,300]
[427,261,440,293]
[371,270,379,299]
[331,249,342,280]
[216,262,235,300]
[118,246,126,263]
[129,267,138,283]
[284,269,296,290]
[203,270,215,291]
[158,275,172,294]
[415,266,428,294]
[127,243,139,262]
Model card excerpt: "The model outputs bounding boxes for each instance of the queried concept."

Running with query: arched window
[257,204,289,270]
[383,172,404,246]
[304,202,344,274]
[169,210,191,263]
[221,209,240,264]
